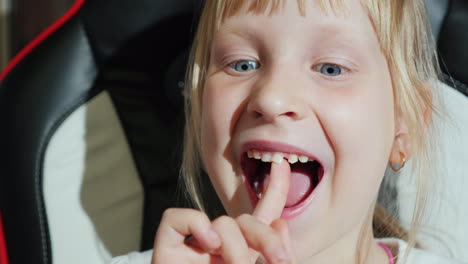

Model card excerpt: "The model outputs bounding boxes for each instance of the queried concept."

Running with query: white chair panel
[43,91,144,264]
[398,82,468,261]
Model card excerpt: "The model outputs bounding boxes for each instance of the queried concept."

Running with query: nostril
[254,111,263,119]
[252,110,298,120]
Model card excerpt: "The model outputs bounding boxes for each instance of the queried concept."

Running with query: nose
[246,72,306,123]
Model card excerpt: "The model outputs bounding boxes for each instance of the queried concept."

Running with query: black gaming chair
[438,1,468,96]
[0,0,211,263]
[0,0,467,263]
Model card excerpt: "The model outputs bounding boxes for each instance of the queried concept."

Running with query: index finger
[154,208,221,252]
[253,160,291,224]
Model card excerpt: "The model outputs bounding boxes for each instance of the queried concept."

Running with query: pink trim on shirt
[378,242,395,264]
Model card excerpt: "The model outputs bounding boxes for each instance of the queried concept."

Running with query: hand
[151,161,295,264]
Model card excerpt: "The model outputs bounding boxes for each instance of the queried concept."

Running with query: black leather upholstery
[438,0,468,96]
[0,17,98,264]
[80,0,203,249]
[425,0,450,40]
[0,0,203,262]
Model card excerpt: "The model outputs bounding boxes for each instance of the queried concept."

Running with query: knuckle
[162,208,208,224]
[227,255,250,264]
[161,208,179,221]
[191,212,211,228]
[261,231,283,250]
[235,213,252,223]
[213,215,236,227]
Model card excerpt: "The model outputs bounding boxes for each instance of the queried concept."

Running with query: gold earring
[390,152,406,172]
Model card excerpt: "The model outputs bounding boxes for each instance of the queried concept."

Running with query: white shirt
[110,238,466,264]
[378,238,466,264]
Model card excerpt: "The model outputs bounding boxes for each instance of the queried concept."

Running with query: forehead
[213,0,378,48]
[217,0,359,23]
[218,0,349,18]
[214,0,376,33]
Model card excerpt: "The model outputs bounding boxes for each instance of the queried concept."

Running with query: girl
[113,0,464,263]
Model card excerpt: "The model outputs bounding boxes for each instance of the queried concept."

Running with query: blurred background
[0,0,74,69]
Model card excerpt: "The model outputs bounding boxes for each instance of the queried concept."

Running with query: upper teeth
[247,150,312,164]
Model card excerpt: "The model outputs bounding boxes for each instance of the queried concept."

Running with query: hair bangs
[215,0,349,27]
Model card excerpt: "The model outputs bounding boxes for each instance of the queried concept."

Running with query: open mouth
[241,150,324,208]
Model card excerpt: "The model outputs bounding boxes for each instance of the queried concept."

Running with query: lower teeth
[254,181,263,198]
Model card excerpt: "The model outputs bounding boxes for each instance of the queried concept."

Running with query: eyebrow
[214,25,363,55]
[219,18,361,37]
[213,26,260,45]
[212,19,374,58]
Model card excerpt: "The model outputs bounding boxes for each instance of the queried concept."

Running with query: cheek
[324,70,396,205]
[326,62,396,165]
[332,89,394,157]
[200,80,245,170]
[200,80,253,215]
[307,75,396,243]
[200,86,224,162]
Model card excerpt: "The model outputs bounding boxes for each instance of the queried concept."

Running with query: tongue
[286,171,312,207]
[262,162,312,208]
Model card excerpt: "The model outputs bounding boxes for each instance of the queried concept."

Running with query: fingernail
[274,247,290,263]
[207,228,221,244]
[206,229,221,254]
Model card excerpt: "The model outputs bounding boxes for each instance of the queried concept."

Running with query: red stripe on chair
[0,1,86,263]
[0,214,8,264]
[0,0,86,81]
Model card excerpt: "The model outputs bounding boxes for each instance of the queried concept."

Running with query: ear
[389,115,411,165]
[390,82,433,164]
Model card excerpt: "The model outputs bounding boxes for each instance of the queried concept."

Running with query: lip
[240,140,327,219]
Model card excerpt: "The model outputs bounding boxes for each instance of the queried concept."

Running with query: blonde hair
[181,0,441,262]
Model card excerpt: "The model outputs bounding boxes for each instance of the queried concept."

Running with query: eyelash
[225,59,351,78]
[313,63,349,78]
[227,60,260,73]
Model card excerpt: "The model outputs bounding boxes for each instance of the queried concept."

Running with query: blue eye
[231,60,259,72]
[319,64,344,76]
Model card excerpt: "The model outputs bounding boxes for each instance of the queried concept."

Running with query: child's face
[200,0,396,259]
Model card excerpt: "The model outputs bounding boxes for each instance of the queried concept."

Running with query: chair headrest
[81,0,202,62]
[424,0,449,40]
[437,0,468,96]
